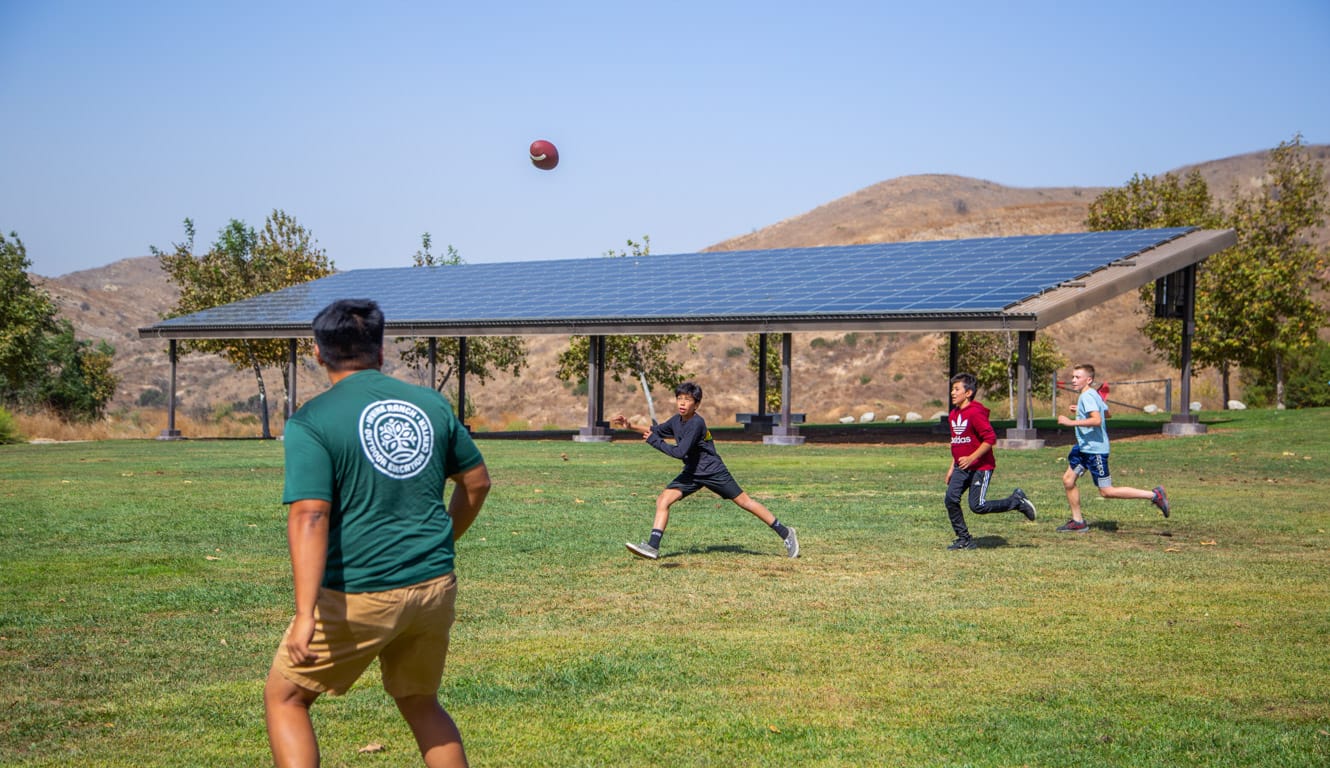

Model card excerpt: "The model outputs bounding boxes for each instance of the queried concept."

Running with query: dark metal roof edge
[139,309,1036,339]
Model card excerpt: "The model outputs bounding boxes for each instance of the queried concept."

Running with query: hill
[32,144,1330,433]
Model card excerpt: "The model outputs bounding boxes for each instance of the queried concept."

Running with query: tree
[155,211,335,437]
[34,324,118,422]
[555,236,695,391]
[1087,137,1330,409]
[0,230,118,421]
[396,234,528,400]
[1085,170,1245,401]
[1221,135,1328,408]
[942,332,1065,416]
[1240,339,1330,409]
[0,230,58,399]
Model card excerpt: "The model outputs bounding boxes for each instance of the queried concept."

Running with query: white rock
[838,416,855,424]
[1227,400,1247,410]
[859,412,875,423]
[886,415,902,423]
[905,411,923,422]
[1190,401,1203,411]
[1143,404,1159,414]
[931,411,948,421]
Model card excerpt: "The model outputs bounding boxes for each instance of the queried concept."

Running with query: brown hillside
[35,145,1330,434]
[707,174,1104,251]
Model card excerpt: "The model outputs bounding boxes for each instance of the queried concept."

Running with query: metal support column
[286,338,298,419]
[157,339,183,440]
[575,335,611,442]
[758,333,769,416]
[457,337,469,429]
[428,338,437,391]
[764,332,804,445]
[939,331,960,433]
[999,331,1043,449]
[1164,264,1207,435]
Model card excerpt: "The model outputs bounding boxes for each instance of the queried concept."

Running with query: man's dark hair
[674,381,704,402]
[949,372,978,397]
[312,299,385,371]
[1075,363,1096,382]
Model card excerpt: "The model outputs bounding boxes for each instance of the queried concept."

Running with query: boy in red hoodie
[944,373,1037,550]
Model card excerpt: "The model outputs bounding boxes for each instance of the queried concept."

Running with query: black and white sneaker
[626,541,659,560]
[1014,488,1037,521]
[947,537,977,551]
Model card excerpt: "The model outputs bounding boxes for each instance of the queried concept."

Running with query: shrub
[0,405,22,444]
[138,388,168,408]
[1241,340,1330,408]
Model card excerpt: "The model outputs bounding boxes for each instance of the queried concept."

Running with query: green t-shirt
[282,369,484,592]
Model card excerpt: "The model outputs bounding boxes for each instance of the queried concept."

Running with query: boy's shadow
[972,535,1014,549]
[1088,520,1121,533]
[662,543,765,562]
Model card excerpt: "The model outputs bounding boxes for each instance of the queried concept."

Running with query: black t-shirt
[646,413,728,477]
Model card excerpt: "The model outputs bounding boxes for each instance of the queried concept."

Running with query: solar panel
[142,227,1204,336]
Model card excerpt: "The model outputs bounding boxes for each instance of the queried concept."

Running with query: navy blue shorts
[668,468,744,500]
[1067,446,1113,488]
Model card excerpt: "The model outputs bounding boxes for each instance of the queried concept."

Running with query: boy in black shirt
[613,381,799,560]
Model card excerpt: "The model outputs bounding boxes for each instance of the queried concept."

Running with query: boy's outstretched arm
[610,413,652,438]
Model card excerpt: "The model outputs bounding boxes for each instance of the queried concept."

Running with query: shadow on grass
[971,535,1014,549]
[661,543,768,562]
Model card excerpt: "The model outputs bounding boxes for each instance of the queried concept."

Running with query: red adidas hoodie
[949,400,997,471]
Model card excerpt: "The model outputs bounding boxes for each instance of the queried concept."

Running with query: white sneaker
[626,541,659,560]
[783,527,800,558]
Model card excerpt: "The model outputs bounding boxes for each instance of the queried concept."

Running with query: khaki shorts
[271,571,457,698]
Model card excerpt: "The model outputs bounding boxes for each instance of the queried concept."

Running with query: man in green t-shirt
[264,299,490,768]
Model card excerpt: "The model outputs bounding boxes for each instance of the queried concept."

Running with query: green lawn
[1,409,1327,767]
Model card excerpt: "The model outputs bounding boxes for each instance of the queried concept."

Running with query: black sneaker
[1152,486,1170,518]
[1013,488,1037,521]
[947,537,977,550]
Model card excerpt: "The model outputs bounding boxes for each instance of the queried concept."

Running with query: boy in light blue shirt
[1055,364,1170,532]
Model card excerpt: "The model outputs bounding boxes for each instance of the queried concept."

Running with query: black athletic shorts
[668,468,743,500]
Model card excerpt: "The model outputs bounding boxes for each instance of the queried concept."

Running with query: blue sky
[3,1,1327,277]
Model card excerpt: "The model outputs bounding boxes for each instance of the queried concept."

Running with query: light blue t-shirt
[1075,388,1110,454]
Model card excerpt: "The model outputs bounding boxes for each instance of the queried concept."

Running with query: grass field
[2,409,1327,767]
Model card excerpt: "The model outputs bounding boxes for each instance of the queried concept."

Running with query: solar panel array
[145,227,1196,332]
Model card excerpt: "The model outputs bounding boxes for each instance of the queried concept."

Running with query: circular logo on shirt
[359,399,434,479]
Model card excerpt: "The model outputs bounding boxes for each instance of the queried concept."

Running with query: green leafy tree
[1221,135,1328,408]
[1085,170,1246,400]
[1087,137,1329,409]
[0,231,58,400]
[0,230,118,421]
[35,325,118,422]
[155,211,335,437]
[556,236,694,392]
[943,332,1065,415]
[396,234,527,399]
